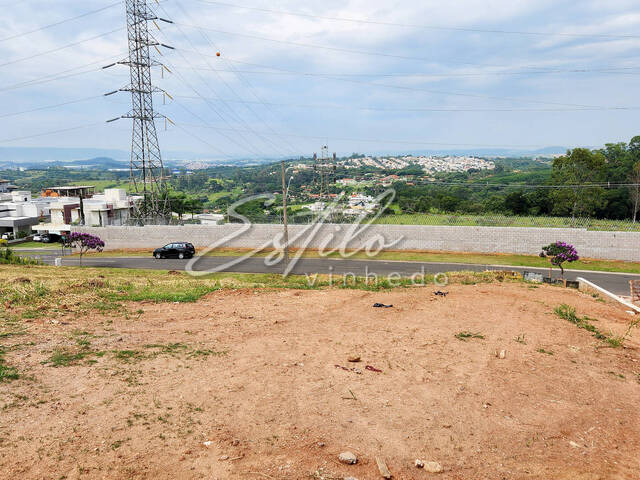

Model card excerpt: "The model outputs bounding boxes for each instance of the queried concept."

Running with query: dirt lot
[1,281,639,479]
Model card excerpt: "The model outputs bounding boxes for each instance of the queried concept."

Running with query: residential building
[35,188,141,234]
[0,191,50,238]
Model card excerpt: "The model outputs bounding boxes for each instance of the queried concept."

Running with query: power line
[0,121,108,144]
[170,64,640,79]
[177,50,616,109]
[193,0,640,40]
[157,8,299,158]
[0,2,122,43]
[0,95,105,119]
[175,121,568,149]
[172,95,640,112]
[0,28,124,69]
[173,22,550,71]
[168,1,304,155]
[0,53,128,93]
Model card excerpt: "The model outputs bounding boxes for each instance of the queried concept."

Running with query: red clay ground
[1,282,639,479]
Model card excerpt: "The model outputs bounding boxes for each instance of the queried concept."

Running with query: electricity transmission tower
[105,0,174,224]
[313,145,336,197]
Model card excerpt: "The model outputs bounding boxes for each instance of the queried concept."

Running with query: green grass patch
[553,304,638,348]
[45,348,95,367]
[454,331,485,341]
[0,346,19,382]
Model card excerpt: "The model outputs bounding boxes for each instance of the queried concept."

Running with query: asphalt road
[19,250,640,296]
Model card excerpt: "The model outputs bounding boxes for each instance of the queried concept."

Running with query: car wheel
[155,253,162,259]
[178,252,185,259]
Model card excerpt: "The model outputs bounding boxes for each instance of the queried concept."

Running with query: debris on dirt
[344,477,359,480]
[365,365,382,373]
[569,441,581,448]
[13,277,31,284]
[167,270,182,276]
[338,451,358,465]
[347,355,361,363]
[423,461,443,473]
[219,455,229,461]
[434,291,449,297]
[495,349,507,359]
[335,364,363,374]
[415,459,425,468]
[375,457,392,479]
[203,441,212,447]
[316,442,325,448]
[373,303,393,308]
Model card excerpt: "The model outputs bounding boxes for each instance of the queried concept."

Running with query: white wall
[73,224,640,262]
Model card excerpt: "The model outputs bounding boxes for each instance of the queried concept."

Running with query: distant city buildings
[337,154,495,173]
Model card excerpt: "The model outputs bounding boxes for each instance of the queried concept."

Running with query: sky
[2,0,640,160]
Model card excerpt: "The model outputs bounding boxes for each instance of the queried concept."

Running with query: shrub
[540,241,579,277]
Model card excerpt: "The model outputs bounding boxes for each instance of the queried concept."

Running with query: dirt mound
[1,283,639,479]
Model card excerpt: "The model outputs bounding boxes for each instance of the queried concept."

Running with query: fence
[226,212,640,232]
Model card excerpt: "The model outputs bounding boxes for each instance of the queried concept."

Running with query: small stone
[348,355,361,363]
[375,457,392,479]
[317,442,325,447]
[338,451,358,465]
[496,349,506,359]
[231,439,240,446]
[569,441,580,448]
[203,441,212,447]
[219,455,229,461]
[415,459,425,468]
[423,461,443,473]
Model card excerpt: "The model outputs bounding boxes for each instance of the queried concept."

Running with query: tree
[540,241,579,278]
[67,232,105,265]
[550,148,606,221]
[168,190,188,221]
[504,190,529,215]
[629,162,640,223]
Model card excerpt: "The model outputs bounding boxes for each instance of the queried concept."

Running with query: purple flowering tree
[540,241,579,278]
[67,232,105,265]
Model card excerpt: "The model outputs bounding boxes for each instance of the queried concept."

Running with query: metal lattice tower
[106,0,173,224]
[313,145,336,198]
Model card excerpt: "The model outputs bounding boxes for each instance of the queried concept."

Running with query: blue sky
[2,0,640,160]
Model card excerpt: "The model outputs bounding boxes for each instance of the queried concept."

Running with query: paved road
[19,250,640,296]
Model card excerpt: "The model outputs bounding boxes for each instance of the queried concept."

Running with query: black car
[40,233,62,243]
[153,242,195,259]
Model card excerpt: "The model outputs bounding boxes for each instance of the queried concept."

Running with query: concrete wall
[72,224,640,261]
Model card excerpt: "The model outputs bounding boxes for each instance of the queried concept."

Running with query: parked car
[1,232,14,241]
[40,233,62,243]
[153,242,195,259]
[32,233,43,242]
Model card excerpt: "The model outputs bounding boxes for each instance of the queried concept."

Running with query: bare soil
[1,282,639,479]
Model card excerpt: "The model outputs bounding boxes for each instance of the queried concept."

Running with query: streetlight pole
[281,160,290,267]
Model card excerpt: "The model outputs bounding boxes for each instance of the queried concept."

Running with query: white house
[0,191,51,238]
[35,188,142,234]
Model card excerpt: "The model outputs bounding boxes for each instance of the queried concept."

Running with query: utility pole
[104,0,174,224]
[281,160,290,267]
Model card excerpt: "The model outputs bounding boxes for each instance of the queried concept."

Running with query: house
[0,179,10,193]
[0,191,50,238]
[34,188,142,234]
[337,178,357,186]
[42,185,95,198]
[196,213,225,225]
